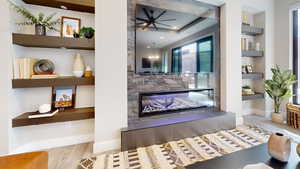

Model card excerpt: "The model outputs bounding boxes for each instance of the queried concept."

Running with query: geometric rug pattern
[78,125,270,169]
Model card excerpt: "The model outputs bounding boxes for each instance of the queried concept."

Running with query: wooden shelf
[12,33,95,50]
[242,93,264,101]
[242,73,264,79]
[242,50,264,57]
[12,107,94,127]
[12,76,95,88]
[23,0,95,13]
[242,24,264,36]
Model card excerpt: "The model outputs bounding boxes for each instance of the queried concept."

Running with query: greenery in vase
[11,3,60,31]
[264,65,296,113]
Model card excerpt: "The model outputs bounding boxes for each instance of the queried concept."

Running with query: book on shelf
[31,74,58,79]
[13,57,38,79]
[28,109,59,119]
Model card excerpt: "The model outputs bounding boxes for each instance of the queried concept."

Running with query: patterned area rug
[78,125,270,169]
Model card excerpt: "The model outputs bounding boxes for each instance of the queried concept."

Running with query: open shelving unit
[12,76,95,88]
[241,22,265,101]
[12,33,95,50]
[12,107,95,127]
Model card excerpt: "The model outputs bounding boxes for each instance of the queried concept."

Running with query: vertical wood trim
[293,10,299,104]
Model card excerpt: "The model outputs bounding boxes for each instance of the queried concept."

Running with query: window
[171,36,214,73]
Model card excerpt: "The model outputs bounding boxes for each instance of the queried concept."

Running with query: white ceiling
[136,4,219,49]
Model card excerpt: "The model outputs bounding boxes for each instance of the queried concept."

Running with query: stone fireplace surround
[127,0,221,124]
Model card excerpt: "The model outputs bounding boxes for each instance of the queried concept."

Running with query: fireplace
[139,89,215,117]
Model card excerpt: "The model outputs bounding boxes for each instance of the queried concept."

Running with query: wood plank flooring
[47,143,93,169]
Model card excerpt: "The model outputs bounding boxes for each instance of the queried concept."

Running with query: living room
[0,0,300,169]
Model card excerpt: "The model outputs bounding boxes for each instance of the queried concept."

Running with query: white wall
[94,0,127,153]
[220,0,243,124]
[6,0,96,153]
[0,0,14,155]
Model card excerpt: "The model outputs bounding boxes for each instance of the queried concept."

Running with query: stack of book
[13,57,58,79]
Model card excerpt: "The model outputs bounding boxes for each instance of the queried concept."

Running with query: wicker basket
[286,103,300,128]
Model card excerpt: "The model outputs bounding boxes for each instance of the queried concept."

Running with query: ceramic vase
[73,53,85,77]
[272,112,284,123]
[268,133,291,162]
[35,24,46,36]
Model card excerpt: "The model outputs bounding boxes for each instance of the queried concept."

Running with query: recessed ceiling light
[173,26,178,29]
[160,36,165,40]
[60,5,68,10]
[147,46,151,48]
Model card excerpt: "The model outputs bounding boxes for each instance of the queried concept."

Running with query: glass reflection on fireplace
[139,89,214,117]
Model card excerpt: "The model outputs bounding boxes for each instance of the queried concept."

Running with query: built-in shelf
[242,93,264,101]
[242,24,264,36]
[12,107,94,127]
[242,50,264,57]
[12,33,95,50]
[23,0,95,13]
[12,76,95,88]
[242,73,264,79]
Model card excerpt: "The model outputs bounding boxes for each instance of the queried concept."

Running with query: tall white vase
[73,53,85,77]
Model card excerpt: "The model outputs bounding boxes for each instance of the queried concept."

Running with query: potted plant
[264,65,296,123]
[79,27,95,39]
[11,3,60,36]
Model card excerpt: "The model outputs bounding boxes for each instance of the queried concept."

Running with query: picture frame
[142,57,151,68]
[246,65,253,73]
[51,86,76,110]
[61,16,81,37]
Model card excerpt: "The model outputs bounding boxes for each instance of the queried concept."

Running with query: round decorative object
[38,104,51,114]
[34,59,55,75]
[84,32,94,39]
[268,133,291,162]
[73,53,85,77]
[73,32,80,38]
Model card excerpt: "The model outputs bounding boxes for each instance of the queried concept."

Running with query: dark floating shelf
[12,33,95,50]
[12,107,94,127]
[242,73,264,79]
[23,0,95,13]
[242,93,264,101]
[242,25,264,36]
[242,50,264,57]
[12,76,95,88]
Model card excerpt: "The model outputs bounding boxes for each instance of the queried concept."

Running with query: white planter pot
[271,112,284,124]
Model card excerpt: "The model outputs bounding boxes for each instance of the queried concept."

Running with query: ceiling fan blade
[155,10,167,20]
[156,22,172,27]
[157,19,176,22]
[136,17,148,22]
[136,22,146,25]
[143,8,151,19]
[152,23,158,31]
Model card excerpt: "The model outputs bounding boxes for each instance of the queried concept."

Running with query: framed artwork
[61,16,81,37]
[52,86,76,109]
[246,65,253,73]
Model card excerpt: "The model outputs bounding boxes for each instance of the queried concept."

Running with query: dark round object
[73,32,80,38]
[35,24,46,36]
[34,59,55,75]
[84,32,94,39]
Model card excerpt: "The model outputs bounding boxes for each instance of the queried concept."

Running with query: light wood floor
[47,115,300,169]
[47,142,94,169]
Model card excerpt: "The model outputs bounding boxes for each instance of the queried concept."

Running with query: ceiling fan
[136,8,176,30]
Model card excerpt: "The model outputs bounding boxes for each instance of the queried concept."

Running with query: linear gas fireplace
[139,89,215,117]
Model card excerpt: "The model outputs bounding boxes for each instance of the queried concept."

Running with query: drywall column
[0,0,13,155]
[220,0,243,125]
[94,0,128,153]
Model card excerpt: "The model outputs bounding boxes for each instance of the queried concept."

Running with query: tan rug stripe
[218,131,252,149]
[169,141,194,166]
[232,128,263,145]
[194,136,223,156]
[236,126,269,142]
[179,139,204,162]
[151,145,175,169]
[136,147,153,169]
[93,154,106,169]
[203,134,236,153]
[212,133,243,152]
[185,137,219,160]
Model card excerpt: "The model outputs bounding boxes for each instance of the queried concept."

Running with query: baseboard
[11,133,94,154]
[93,139,120,154]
